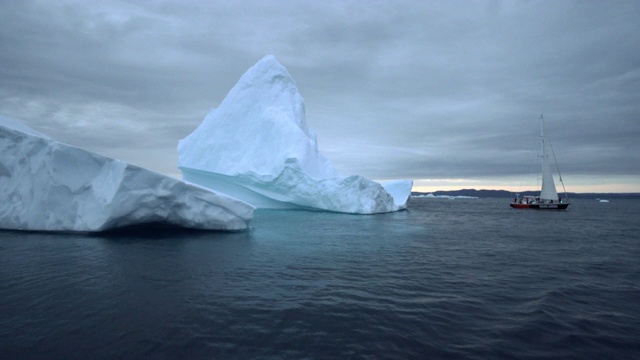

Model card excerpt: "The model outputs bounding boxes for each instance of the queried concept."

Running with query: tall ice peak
[178,55,413,214]
[178,55,337,180]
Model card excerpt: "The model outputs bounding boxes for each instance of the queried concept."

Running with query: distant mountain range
[412,189,640,199]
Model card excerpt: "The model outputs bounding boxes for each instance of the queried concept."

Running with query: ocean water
[1,197,639,359]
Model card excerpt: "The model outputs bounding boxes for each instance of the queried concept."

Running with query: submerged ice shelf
[0,116,254,232]
[178,55,412,214]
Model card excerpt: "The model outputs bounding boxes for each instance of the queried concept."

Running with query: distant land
[412,189,640,199]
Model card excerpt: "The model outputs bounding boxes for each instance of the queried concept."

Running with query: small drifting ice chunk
[178,55,413,214]
[0,116,254,232]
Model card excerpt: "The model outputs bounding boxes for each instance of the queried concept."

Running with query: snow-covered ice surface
[0,116,254,232]
[178,55,412,214]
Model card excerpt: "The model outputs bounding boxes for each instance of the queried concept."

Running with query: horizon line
[411,188,640,195]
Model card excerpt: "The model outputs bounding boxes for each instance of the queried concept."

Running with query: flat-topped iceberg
[178,55,412,214]
[0,116,254,232]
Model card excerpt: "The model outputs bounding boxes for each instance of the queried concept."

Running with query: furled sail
[539,121,558,201]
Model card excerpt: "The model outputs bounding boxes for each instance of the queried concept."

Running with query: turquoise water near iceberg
[1,198,639,359]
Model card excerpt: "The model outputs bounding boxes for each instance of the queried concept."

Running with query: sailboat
[510,115,570,210]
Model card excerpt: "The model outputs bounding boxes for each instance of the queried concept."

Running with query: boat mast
[540,114,544,183]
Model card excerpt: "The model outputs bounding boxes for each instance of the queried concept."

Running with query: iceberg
[0,116,254,232]
[178,55,412,214]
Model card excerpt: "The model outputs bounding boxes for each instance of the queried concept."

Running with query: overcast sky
[1,0,639,192]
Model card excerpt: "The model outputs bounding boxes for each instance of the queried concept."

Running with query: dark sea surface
[1,197,639,359]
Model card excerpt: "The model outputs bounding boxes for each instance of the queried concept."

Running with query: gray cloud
[1,0,639,190]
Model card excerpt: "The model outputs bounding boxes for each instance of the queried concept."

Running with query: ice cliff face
[0,116,254,232]
[178,55,412,214]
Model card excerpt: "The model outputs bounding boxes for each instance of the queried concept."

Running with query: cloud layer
[1,0,639,191]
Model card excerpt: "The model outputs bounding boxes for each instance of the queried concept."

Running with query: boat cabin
[512,195,565,205]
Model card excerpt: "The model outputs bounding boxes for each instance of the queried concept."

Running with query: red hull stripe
[510,203,569,210]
